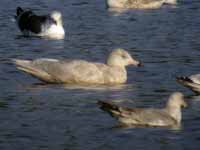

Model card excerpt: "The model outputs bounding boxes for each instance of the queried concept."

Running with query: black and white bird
[15,7,65,39]
[176,74,200,94]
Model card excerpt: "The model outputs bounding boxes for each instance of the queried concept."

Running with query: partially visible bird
[15,7,65,39]
[176,75,200,94]
[98,92,187,127]
[106,0,177,9]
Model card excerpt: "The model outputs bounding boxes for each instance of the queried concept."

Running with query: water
[0,0,200,149]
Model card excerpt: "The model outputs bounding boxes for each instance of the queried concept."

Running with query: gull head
[51,11,63,26]
[167,92,187,109]
[107,48,142,68]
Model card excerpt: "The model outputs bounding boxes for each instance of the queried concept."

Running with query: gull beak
[129,59,143,67]
[137,62,143,67]
[182,99,188,108]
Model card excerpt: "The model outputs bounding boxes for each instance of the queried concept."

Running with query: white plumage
[13,49,142,85]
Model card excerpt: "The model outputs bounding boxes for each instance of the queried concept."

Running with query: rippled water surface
[0,0,200,149]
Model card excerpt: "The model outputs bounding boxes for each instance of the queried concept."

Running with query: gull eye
[121,54,127,59]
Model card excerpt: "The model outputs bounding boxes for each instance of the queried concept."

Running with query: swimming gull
[13,48,142,84]
[98,92,187,127]
[15,7,65,39]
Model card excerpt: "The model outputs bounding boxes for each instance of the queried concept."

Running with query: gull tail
[12,59,53,83]
[176,76,193,84]
[176,76,200,94]
[98,101,124,118]
[13,59,33,71]
[176,76,195,87]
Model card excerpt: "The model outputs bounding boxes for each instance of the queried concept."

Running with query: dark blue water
[0,0,200,149]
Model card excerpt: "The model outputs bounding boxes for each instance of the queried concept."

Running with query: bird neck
[108,66,127,84]
[107,63,126,68]
[166,106,182,124]
[56,19,63,27]
[107,56,126,68]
